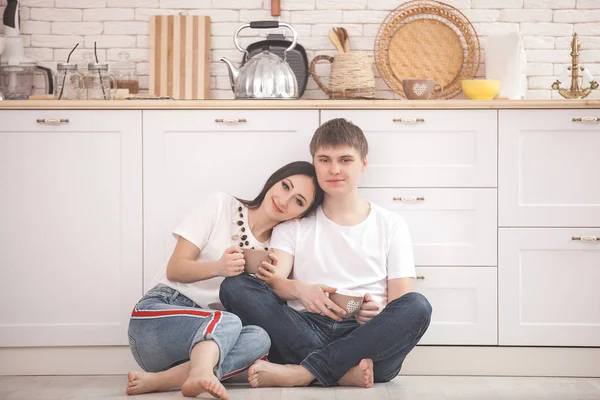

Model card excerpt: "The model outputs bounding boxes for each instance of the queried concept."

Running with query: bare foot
[181,367,228,399]
[338,359,374,388]
[126,371,160,395]
[247,360,313,388]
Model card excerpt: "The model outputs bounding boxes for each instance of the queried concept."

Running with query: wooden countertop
[1,99,600,110]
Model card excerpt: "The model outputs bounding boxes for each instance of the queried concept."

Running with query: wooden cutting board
[150,15,211,99]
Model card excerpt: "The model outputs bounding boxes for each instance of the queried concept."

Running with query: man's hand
[296,282,347,321]
[356,293,381,325]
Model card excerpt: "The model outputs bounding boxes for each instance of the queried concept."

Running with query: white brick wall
[2,0,599,99]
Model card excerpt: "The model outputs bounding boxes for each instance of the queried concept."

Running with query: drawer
[322,110,497,187]
[415,266,497,345]
[0,110,142,132]
[360,188,497,266]
[499,228,600,347]
[499,110,600,227]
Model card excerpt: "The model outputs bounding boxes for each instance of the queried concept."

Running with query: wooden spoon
[329,29,345,53]
[339,27,350,52]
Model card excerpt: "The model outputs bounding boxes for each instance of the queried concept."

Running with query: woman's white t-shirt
[150,192,270,309]
[271,203,416,312]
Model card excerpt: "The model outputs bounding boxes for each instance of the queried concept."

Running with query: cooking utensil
[243,32,309,97]
[271,0,280,16]
[339,27,350,52]
[329,30,345,53]
[149,15,211,99]
[221,21,299,99]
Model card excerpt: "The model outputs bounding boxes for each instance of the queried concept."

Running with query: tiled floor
[1,375,599,400]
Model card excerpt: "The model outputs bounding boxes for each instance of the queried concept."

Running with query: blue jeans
[128,284,271,380]
[219,274,432,387]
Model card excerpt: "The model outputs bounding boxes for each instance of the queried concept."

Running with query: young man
[219,118,432,388]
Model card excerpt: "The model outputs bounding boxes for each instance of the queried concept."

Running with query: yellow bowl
[461,79,501,100]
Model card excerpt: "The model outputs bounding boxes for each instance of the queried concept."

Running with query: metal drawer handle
[393,196,425,202]
[36,118,69,125]
[572,117,599,123]
[393,117,425,123]
[215,118,247,124]
[416,276,425,280]
[572,236,598,242]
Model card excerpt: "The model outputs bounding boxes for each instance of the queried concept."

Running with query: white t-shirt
[150,192,270,309]
[271,203,415,312]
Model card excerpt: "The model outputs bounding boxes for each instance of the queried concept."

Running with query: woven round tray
[375,0,480,99]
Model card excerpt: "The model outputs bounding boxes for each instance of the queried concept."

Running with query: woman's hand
[356,293,382,325]
[216,246,245,277]
[296,282,347,321]
[256,251,278,282]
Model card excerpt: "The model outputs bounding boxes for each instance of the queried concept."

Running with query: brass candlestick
[552,33,599,99]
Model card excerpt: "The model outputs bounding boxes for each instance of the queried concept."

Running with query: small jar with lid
[111,51,139,94]
[55,63,83,100]
[85,63,117,100]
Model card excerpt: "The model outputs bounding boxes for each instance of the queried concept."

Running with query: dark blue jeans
[219,274,432,387]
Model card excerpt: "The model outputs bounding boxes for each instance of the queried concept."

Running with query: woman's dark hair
[237,161,324,217]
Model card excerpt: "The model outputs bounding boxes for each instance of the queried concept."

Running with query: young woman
[126,161,324,399]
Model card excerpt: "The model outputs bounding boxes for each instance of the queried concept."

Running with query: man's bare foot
[247,360,313,388]
[181,367,228,399]
[338,359,374,388]
[126,371,161,395]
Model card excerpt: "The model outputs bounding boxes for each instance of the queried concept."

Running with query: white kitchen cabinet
[359,188,497,266]
[0,110,143,346]
[415,267,498,345]
[143,110,319,290]
[321,110,497,188]
[499,110,600,227]
[499,228,600,347]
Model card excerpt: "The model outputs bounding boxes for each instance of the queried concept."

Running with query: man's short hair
[309,118,368,159]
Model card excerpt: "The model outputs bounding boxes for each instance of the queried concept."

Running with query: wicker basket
[310,52,376,99]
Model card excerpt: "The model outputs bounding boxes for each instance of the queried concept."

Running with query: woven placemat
[375,0,480,99]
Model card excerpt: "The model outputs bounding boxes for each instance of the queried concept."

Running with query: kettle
[221,21,298,99]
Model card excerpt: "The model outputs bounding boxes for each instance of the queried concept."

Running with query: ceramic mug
[402,78,443,100]
[242,248,271,274]
[329,289,364,318]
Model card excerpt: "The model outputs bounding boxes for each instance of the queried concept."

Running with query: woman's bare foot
[338,359,374,388]
[126,371,160,395]
[247,360,313,388]
[181,367,228,399]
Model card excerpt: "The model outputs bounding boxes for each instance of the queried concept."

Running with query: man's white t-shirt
[271,203,415,312]
[150,192,270,310]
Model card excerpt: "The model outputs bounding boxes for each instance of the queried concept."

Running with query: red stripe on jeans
[205,311,222,334]
[221,354,268,380]
[131,308,213,318]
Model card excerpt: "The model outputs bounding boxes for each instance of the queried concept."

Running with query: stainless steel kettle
[221,21,299,99]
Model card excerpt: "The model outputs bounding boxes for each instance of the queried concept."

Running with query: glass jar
[85,63,117,100]
[78,51,95,82]
[55,63,83,100]
[111,51,139,94]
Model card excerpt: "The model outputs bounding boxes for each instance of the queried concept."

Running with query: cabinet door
[415,267,497,345]
[499,110,600,227]
[0,111,143,346]
[321,110,497,187]
[499,228,600,346]
[143,110,319,290]
[359,188,497,266]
